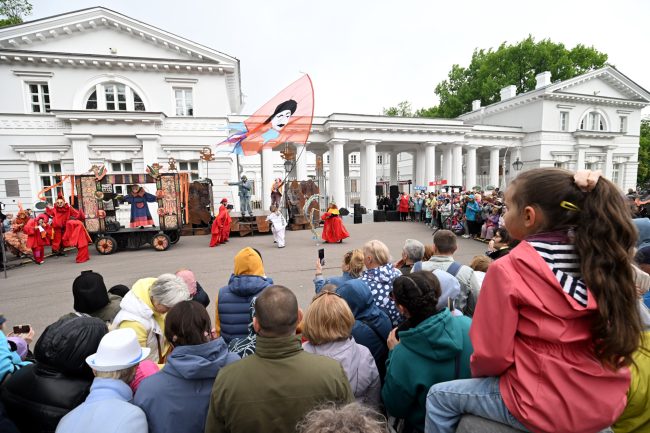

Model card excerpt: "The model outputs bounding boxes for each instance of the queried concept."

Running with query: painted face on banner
[271,109,292,131]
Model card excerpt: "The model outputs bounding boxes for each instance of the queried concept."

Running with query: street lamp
[512,157,523,172]
[283,159,293,174]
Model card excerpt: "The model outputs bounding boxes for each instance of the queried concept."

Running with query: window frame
[174,87,194,117]
[619,116,628,134]
[178,160,200,181]
[39,162,63,205]
[578,110,608,132]
[559,111,569,131]
[110,162,133,172]
[84,82,145,111]
[27,82,51,113]
[377,154,384,165]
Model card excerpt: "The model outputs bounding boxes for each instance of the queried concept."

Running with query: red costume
[398,194,410,213]
[210,199,231,247]
[62,219,92,263]
[23,214,53,264]
[45,194,84,255]
[321,206,349,243]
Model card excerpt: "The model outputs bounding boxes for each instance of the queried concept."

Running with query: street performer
[45,193,84,256]
[210,198,231,247]
[63,219,92,263]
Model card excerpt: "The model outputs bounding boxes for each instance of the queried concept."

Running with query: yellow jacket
[613,331,650,433]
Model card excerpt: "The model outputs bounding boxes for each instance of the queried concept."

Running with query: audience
[175,269,211,307]
[486,227,517,260]
[297,402,389,433]
[68,270,123,323]
[302,291,381,408]
[0,315,31,383]
[112,274,190,364]
[134,301,239,433]
[215,247,273,343]
[1,316,108,433]
[360,240,403,326]
[382,272,473,432]
[469,255,492,289]
[314,249,365,293]
[205,285,353,433]
[55,328,148,433]
[395,239,425,274]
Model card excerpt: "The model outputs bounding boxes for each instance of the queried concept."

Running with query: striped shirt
[528,241,588,307]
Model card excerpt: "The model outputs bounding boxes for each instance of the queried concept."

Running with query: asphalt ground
[1,220,487,338]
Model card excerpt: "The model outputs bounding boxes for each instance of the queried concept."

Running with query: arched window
[84,82,146,111]
[578,111,607,132]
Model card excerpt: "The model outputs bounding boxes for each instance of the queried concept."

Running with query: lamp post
[512,157,523,172]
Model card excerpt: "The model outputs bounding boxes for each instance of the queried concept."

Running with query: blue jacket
[360,264,403,326]
[217,274,273,343]
[465,200,481,222]
[56,378,147,433]
[314,271,353,293]
[337,279,392,377]
[0,331,30,384]
[134,338,239,433]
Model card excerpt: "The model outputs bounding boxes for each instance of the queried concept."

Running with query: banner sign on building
[429,180,448,186]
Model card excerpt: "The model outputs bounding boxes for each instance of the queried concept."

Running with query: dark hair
[164,301,211,347]
[108,284,130,298]
[252,248,263,263]
[255,285,298,337]
[433,229,457,254]
[264,99,298,124]
[392,271,441,327]
[510,168,641,368]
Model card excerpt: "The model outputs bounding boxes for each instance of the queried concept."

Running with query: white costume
[266,211,287,248]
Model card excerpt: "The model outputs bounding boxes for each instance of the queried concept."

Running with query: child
[425,168,642,433]
[23,214,53,265]
[266,205,287,248]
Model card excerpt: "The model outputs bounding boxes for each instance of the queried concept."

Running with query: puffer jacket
[303,338,380,408]
[1,316,107,433]
[337,279,392,377]
[217,274,273,343]
[134,338,239,433]
[360,264,403,326]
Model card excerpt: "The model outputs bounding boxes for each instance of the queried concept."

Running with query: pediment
[549,67,650,102]
[0,7,235,66]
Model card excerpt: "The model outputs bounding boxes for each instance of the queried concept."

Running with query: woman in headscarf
[321,203,349,244]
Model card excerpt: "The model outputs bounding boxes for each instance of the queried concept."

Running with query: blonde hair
[302,292,354,345]
[94,365,137,383]
[343,249,365,278]
[470,255,492,272]
[363,240,391,266]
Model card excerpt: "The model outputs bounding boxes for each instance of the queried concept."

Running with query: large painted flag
[217,74,314,156]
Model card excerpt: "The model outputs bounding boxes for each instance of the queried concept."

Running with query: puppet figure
[226,176,253,219]
[321,203,349,244]
[63,219,92,263]
[45,193,84,256]
[4,210,31,257]
[123,184,157,228]
[23,214,53,264]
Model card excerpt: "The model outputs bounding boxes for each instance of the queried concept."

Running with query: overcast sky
[27,0,650,116]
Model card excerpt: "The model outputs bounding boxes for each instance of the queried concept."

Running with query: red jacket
[470,241,630,433]
[398,195,410,213]
[45,204,84,229]
[23,217,53,248]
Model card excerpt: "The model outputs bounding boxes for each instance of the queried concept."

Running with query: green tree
[383,100,413,117]
[0,0,32,27]
[638,118,650,187]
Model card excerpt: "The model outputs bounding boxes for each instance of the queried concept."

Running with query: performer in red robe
[210,198,230,247]
[45,193,84,256]
[62,219,92,263]
[321,204,349,244]
[398,192,410,221]
[23,214,54,264]
[221,203,232,243]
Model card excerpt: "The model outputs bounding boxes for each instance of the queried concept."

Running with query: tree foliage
[0,0,32,27]
[383,36,609,119]
[638,118,650,187]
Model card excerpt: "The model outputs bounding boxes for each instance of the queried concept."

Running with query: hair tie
[574,170,602,192]
[560,201,581,212]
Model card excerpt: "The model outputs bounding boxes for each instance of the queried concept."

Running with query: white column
[360,145,367,209]
[261,147,274,210]
[328,140,347,208]
[443,146,452,183]
[363,140,379,211]
[466,145,477,189]
[137,134,160,168]
[604,145,616,180]
[575,145,588,171]
[452,144,463,186]
[489,147,500,188]
[424,142,437,192]
[390,152,398,184]
[67,134,92,174]
[416,145,426,187]
[294,143,307,180]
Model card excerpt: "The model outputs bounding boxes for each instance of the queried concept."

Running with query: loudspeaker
[354,213,362,224]
[375,185,384,197]
[389,185,399,200]
[373,210,386,222]
[386,210,400,221]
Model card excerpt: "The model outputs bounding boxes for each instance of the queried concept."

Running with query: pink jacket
[470,240,629,433]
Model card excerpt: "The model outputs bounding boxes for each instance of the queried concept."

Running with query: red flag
[218,75,314,156]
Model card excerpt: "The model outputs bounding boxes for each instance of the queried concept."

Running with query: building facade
[1,7,648,216]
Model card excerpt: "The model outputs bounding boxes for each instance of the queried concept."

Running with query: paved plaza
[1,221,486,335]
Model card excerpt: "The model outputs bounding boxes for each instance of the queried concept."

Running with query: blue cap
[468,194,475,199]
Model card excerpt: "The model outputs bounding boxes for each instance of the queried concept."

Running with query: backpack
[413,261,476,317]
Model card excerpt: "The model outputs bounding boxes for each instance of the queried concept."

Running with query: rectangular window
[350,179,359,193]
[326,154,330,164]
[179,160,199,180]
[560,111,569,131]
[619,116,628,133]
[377,154,383,165]
[105,84,127,111]
[39,163,62,205]
[350,154,357,164]
[174,88,194,116]
[29,83,50,113]
[110,162,132,172]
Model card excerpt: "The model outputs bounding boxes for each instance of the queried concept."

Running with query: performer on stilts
[23,214,54,265]
[122,184,157,228]
[320,203,349,244]
[45,193,84,256]
[63,219,92,263]
[210,198,230,247]
[225,175,253,220]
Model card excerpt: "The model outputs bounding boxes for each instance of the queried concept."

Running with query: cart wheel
[168,230,180,245]
[152,233,171,251]
[96,236,117,255]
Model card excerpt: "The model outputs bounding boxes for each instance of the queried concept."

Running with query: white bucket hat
[86,328,150,372]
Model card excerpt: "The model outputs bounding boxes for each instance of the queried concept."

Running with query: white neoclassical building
[1,7,649,216]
